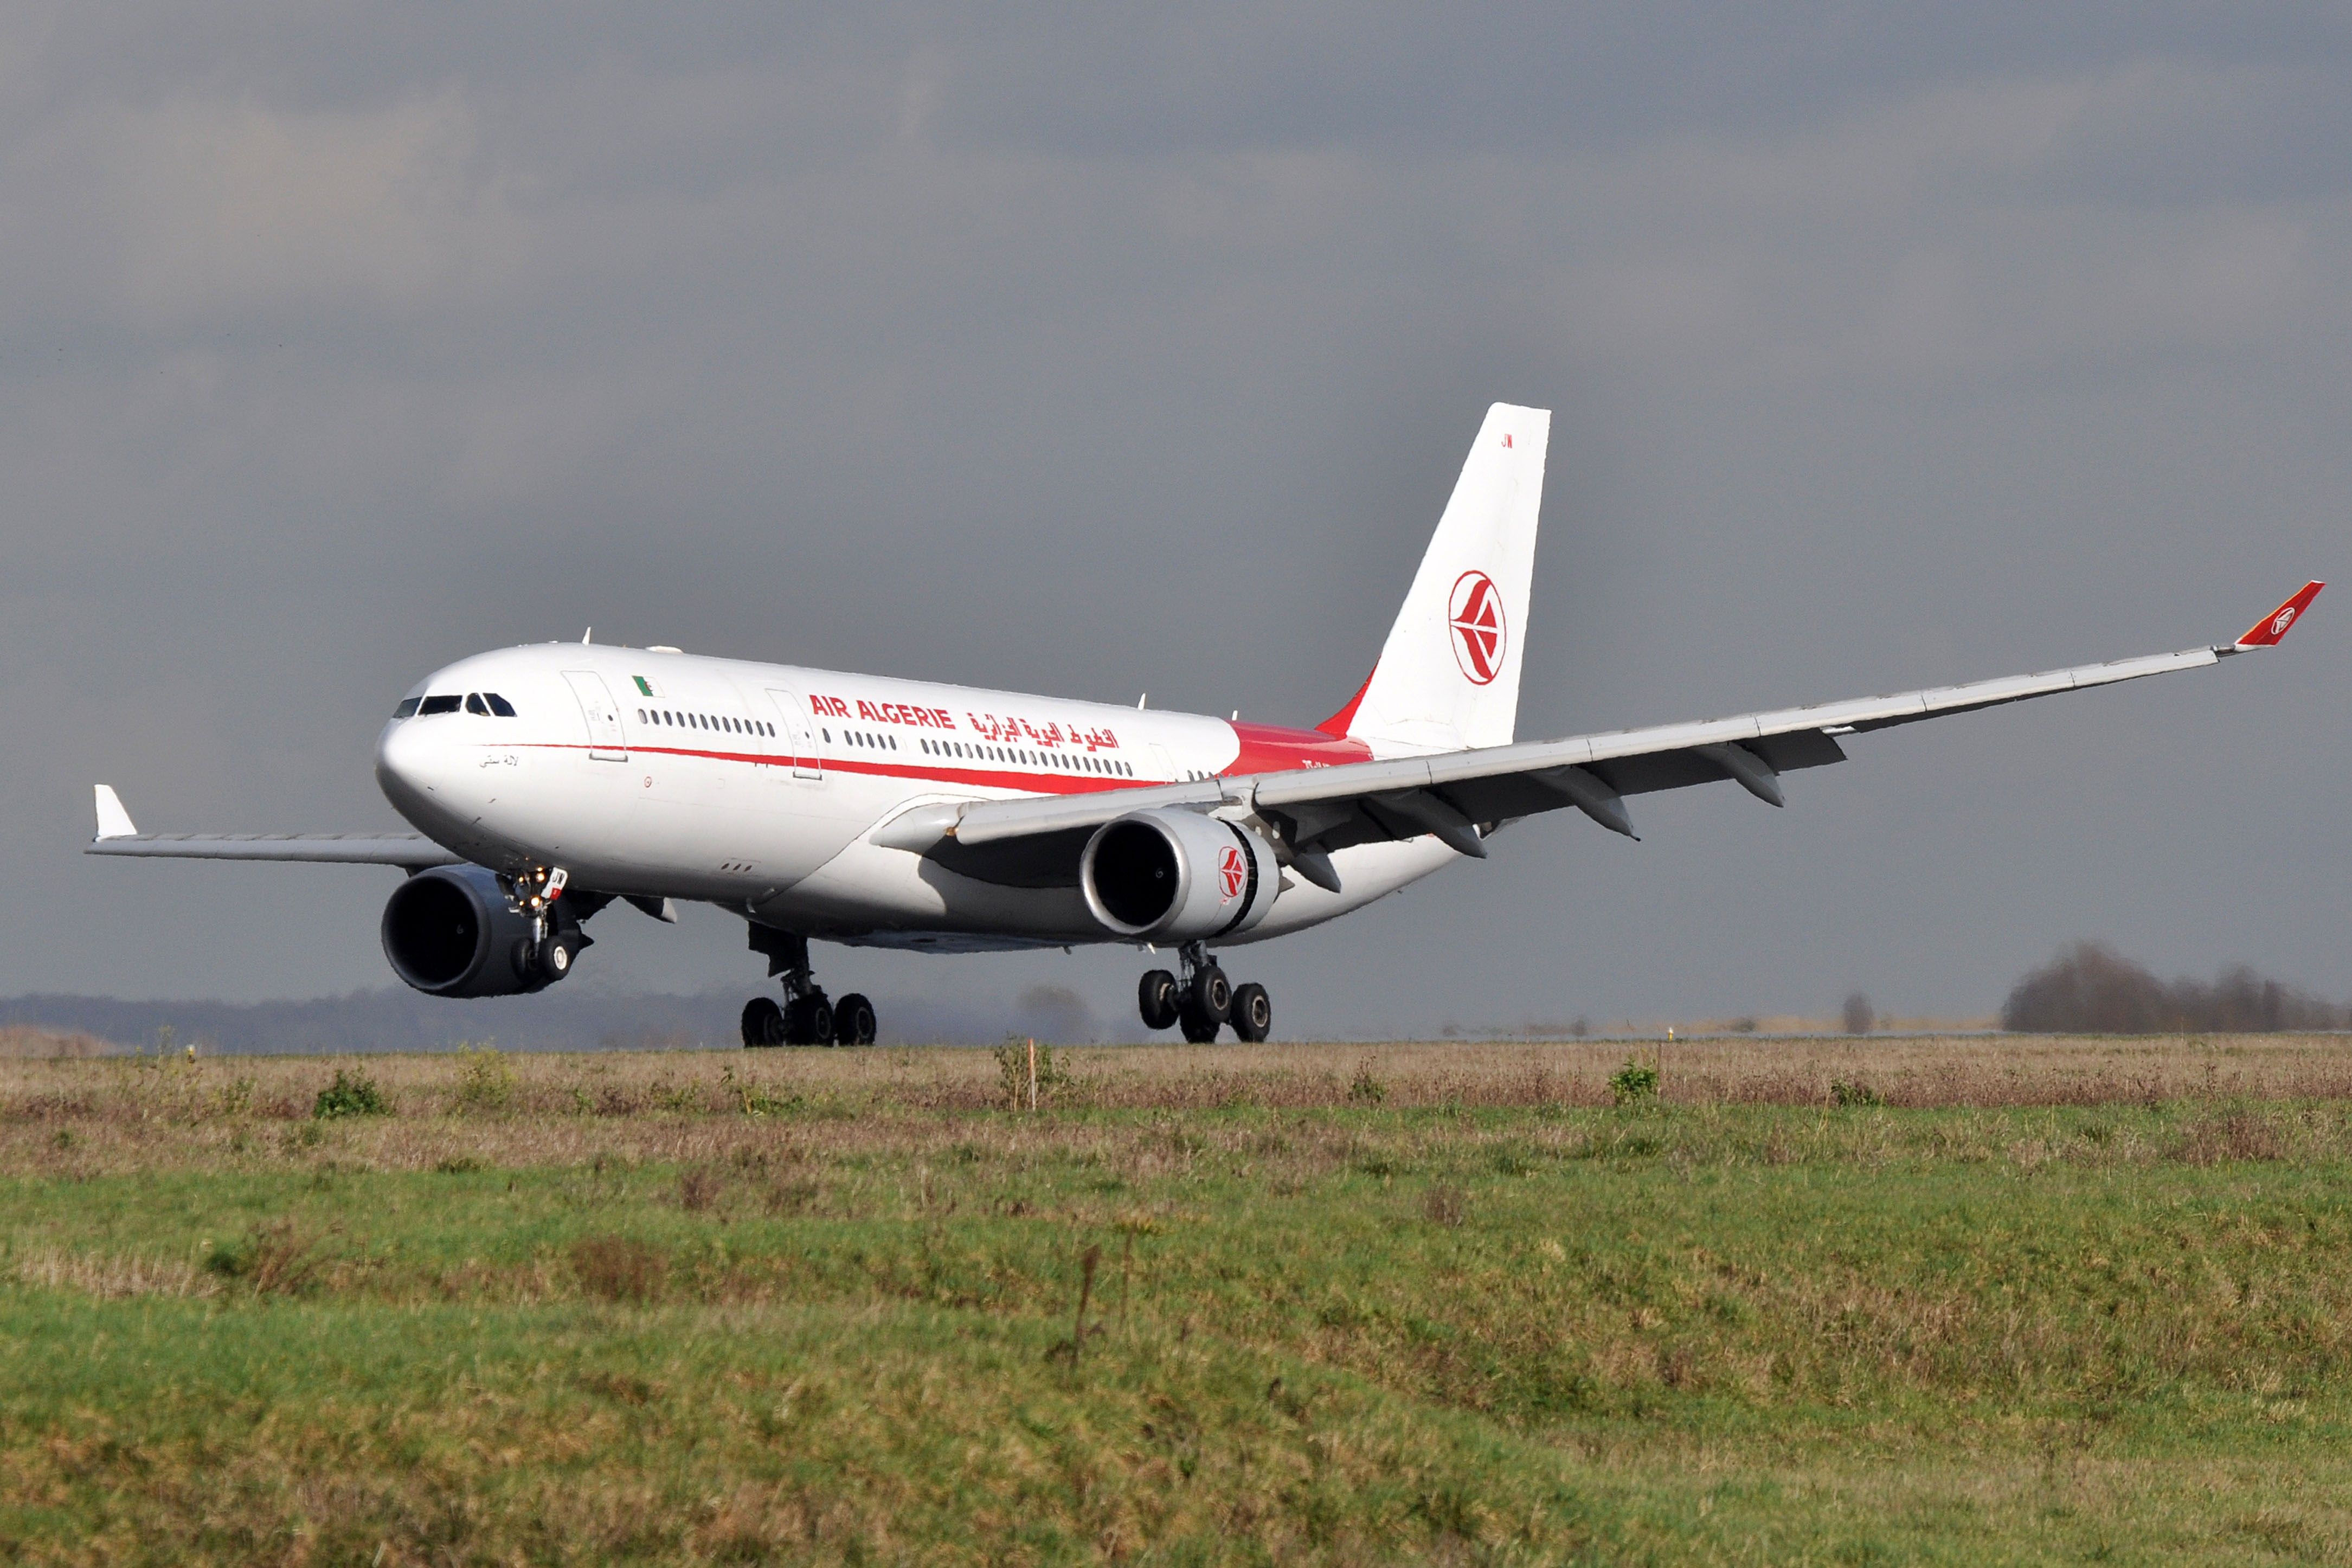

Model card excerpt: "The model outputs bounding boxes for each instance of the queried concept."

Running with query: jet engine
[1080,809,1278,943]
[381,864,576,997]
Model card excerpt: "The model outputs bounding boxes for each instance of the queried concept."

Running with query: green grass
[8,1081,2352,1561]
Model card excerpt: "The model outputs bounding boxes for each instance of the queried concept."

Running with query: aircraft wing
[83,786,460,869]
[914,582,2323,875]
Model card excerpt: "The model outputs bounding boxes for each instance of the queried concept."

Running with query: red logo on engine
[1449,570,1505,685]
[1217,845,1246,902]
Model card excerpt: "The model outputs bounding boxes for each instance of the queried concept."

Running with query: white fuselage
[374,643,1456,952]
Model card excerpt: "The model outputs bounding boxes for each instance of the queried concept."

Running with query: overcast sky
[4,4,2346,1037]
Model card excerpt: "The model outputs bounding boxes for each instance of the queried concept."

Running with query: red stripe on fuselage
[1315,671,1375,738]
[1226,721,1373,774]
[517,742,1154,795]
[513,717,1365,795]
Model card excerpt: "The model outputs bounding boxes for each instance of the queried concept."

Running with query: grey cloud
[2,5,2346,1034]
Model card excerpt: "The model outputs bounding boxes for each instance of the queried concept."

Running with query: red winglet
[2236,581,2324,647]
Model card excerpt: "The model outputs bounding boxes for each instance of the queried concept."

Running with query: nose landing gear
[742,927,878,1048]
[1139,942,1272,1043]
[504,866,592,990]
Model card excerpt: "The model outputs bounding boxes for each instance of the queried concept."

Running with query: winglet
[93,785,138,840]
[2234,582,2324,648]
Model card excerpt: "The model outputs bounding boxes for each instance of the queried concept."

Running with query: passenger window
[393,698,421,719]
[417,695,462,716]
[485,693,517,717]
[465,693,490,716]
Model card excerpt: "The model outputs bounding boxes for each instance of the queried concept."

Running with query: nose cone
[375,718,464,831]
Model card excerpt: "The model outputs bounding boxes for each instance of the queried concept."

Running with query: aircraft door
[766,689,823,781]
[563,671,629,761]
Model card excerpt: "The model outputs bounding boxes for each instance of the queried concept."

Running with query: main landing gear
[1138,942,1271,1044]
[741,928,877,1048]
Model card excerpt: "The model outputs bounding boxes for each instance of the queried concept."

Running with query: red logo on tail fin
[1448,570,1506,685]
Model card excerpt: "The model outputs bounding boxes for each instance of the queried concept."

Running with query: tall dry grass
[0,1025,112,1060]
[3,1033,2350,1179]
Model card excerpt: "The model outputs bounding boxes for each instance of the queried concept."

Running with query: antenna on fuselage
[1137,693,1146,709]
[582,627,592,644]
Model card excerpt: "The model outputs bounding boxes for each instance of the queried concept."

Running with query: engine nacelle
[1081,808,1279,943]
[381,864,548,997]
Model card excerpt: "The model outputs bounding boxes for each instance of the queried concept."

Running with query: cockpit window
[393,698,421,719]
[465,693,490,716]
[485,693,517,717]
[417,695,462,716]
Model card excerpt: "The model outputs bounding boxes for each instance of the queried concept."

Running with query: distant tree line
[2002,942,2348,1033]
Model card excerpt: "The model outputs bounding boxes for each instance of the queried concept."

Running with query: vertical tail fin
[1320,403,1550,754]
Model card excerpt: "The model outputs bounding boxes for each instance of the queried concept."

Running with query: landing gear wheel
[1138,969,1179,1031]
[832,993,877,1046]
[1178,1003,1222,1044]
[536,931,580,985]
[741,997,785,1049]
[1230,982,1272,1043]
[785,995,834,1046]
[1188,964,1232,1025]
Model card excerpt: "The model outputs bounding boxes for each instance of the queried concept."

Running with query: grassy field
[7,1034,2352,1564]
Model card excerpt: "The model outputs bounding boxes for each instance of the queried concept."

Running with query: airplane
[89,404,2322,1047]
